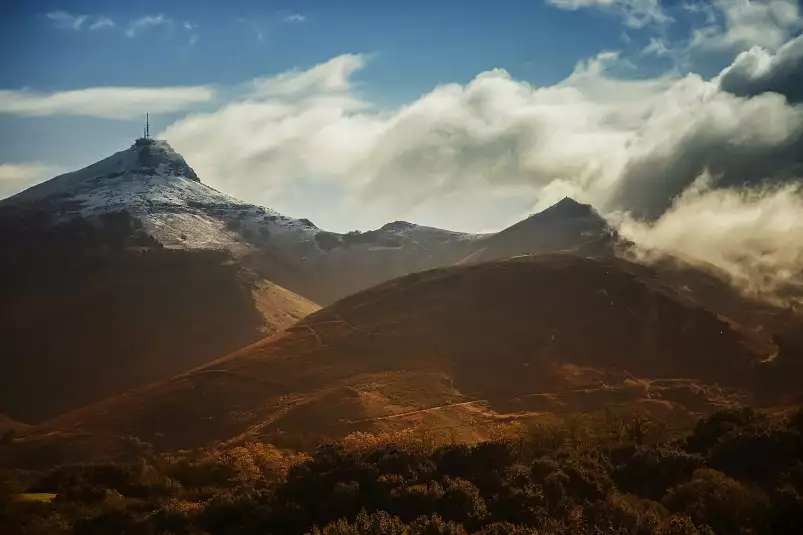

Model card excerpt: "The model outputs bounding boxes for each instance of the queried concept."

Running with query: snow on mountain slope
[1,139,328,250]
[1,138,480,254]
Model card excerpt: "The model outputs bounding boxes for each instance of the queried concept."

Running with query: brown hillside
[0,248,318,424]
[0,210,319,423]
[33,254,777,458]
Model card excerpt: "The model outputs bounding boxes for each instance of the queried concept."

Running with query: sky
[1,1,803,302]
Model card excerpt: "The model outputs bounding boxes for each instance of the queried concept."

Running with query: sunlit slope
[39,255,771,454]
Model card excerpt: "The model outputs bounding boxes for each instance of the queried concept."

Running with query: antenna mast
[146,113,150,139]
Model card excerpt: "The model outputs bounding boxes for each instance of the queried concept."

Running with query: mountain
[5,137,796,433]
[0,139,619,308]
[1,138,485,306]
[0,140,321,423]
[22,254,792,462]
[460,197,614,264]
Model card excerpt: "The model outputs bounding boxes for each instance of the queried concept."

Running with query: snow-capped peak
[2,138,208,209]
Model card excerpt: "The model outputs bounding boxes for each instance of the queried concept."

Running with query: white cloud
[125,14,171,38]
[46,11,115,32]
[619,176,803,306]
[717,33,803,102]
[183,21,200,46]
[160,49,801,217]
[689,0,803,53]
[0,86,215,119]
[46,10,88,30]
[546,0,673,28]
[641,37,671,56]
[89,16,115,31]
[157,46,802,300]
[250,54,367,98]
[282,14,306,23]
[0,163,63,199]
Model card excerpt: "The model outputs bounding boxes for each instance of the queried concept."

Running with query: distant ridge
[459,197,613,264]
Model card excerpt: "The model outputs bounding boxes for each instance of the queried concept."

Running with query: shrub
[613,444,703,500]
[662,469,769,535]
[685,408,759,454]
[310,509,408,535]
[708,425,801,485]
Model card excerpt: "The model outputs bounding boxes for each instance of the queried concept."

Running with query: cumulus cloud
[688,0,802,52]
[125,14,171,37]
[250,54,367,98]
[619,176,803,306]
[718,33,803,103]
[157,42,803,301]
[161,50,803,219]
[0,86,214,119]
[0,163,63,199]
[546,0,673,28]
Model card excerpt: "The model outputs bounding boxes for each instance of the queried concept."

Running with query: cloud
[89,16,115,31]
[157,43,802,300]
[250,54,367,98]
[183,21,200,46]
[641,36,671,56]
[161,48,803,217]
[546,0,673,28]
[688,0,802,53]
[46,10,88,30]
[718,33,803,103]
[0,163,63,199]
[618,176,803,306]
[282,14,306,23]
[0,86,215,119]
[125,14,171,37]
[46,11,115,32]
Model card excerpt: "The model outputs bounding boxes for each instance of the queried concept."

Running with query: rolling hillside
[26,254,789,462]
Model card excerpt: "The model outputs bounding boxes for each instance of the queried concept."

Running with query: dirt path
[348,399,486,424]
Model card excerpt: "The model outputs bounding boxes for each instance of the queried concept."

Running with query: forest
[2,407,802,534]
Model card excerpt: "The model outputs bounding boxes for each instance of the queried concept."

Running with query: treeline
[1,407,802,534]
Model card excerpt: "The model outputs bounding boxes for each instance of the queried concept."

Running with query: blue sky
[1,1,802,233]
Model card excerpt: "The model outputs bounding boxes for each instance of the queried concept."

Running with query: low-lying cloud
[619,176,803,306]
[0,86,215,119]
[159,35,802,305]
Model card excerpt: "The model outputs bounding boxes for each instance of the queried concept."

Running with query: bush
[708,425,801,485]
[662,469,769,535]
[613,444,703,500]
[685,408,759,454]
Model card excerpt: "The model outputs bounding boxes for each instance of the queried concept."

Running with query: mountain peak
[380,221,417,232]
[2,138,204,210]
[533,197,596,220]
[130,138,200,182]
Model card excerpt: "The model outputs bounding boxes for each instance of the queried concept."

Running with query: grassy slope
[30,255,776,458]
